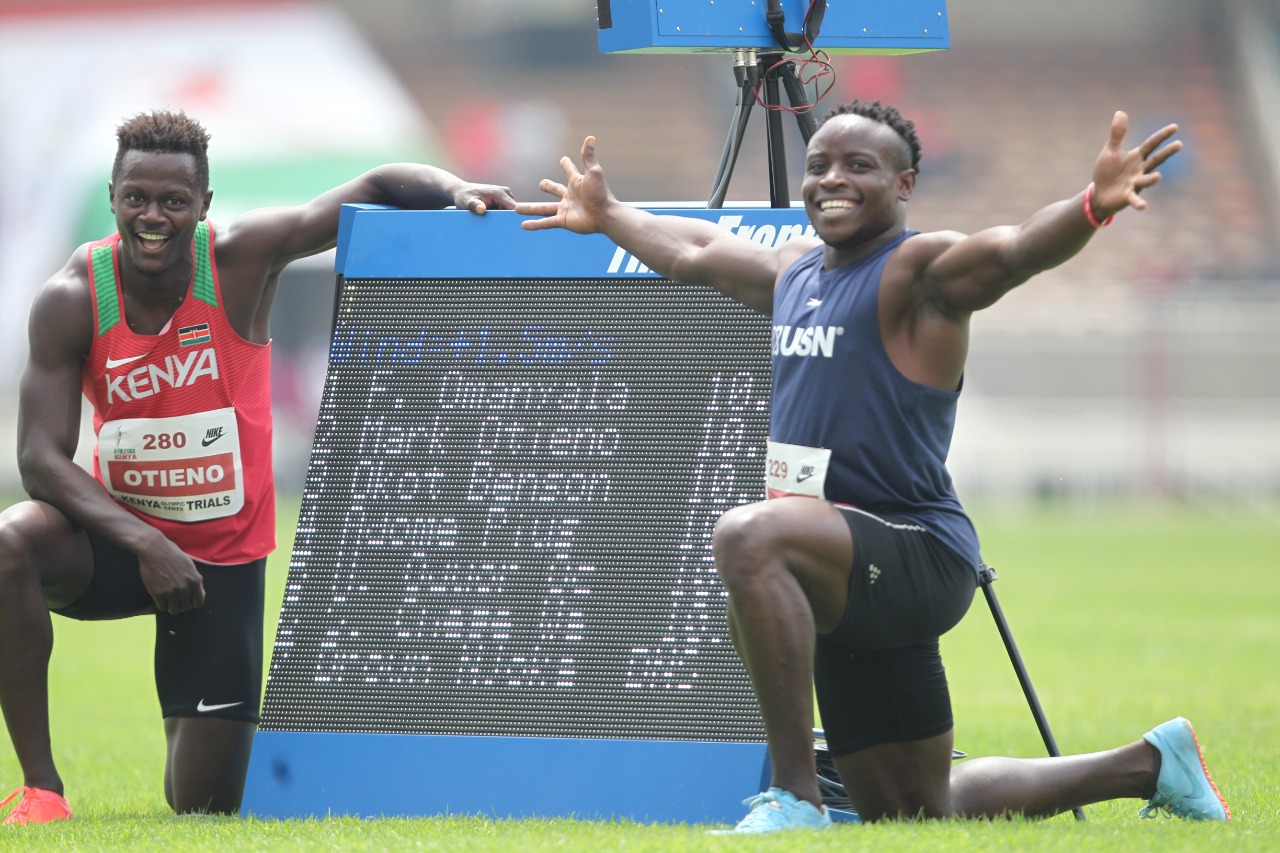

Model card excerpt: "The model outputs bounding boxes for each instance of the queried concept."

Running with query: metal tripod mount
[708,49,821,209]
[812,564,1088,821]
[979,563,1087,821]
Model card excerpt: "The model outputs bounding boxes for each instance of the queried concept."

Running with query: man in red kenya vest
[0,109,514,823]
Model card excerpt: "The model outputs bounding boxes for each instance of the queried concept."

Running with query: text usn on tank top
[769,232,981,570]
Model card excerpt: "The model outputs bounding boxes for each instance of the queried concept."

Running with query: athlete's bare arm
[868,111,1180,394]
[213,165,517,341]
[223,164,516,271]
[517,136,819,315]
[17,256,206,614]
[902,111,1181,315]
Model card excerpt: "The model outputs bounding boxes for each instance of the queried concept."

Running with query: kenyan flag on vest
[178,323,211,346]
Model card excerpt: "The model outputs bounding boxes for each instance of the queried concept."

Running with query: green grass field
[1,498,1277,850]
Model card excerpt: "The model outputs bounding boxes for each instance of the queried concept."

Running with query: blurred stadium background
[1,0,1278,508]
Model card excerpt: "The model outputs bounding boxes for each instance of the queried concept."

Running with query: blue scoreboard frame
[240,205,862,825]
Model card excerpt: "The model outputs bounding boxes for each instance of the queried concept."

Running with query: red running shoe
[0,787,73,824]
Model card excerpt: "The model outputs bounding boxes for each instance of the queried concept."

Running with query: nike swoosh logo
[105,354,146,369]
[796,473,813,483]
[196,699,244,713]
[201,435,222,447]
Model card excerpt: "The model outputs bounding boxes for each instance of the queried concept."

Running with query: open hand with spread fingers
[517,135,616,234]
[1088,110,1182,222]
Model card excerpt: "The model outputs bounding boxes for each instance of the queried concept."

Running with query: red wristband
[1083,182,1114,228]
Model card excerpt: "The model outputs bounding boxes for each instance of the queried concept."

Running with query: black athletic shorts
[813,505,978,756]
[50,531,265,724]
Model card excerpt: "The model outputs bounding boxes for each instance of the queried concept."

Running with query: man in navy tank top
[517,101,1229,831]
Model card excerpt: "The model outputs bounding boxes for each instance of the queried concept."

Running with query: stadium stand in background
[2,0,1278,502]
[340,0,1280,503]
[351,0,1280,297]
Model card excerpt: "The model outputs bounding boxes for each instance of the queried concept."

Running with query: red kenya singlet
[82,221,276,564]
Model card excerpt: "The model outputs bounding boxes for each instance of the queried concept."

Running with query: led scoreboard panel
[242,205,817,823]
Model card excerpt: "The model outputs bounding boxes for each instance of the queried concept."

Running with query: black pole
[978,564,1086,821]
[706,52,817,209]
[708,51,758,209]
[760,54,789,208]
[778,60,817,144]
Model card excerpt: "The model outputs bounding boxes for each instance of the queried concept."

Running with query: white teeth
[138,232,168,240]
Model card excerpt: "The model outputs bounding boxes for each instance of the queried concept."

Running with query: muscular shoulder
[201,212,292,308]
[209,210,276,262]
[29,245,94,355]
[880,230,969,319]
[883,230,966,291]
[37,245,93,308]
[213,203,324,272]
[776,235,822,279]
[893,230,966,273]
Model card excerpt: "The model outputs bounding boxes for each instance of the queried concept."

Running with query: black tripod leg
[708,51,758,209]
[978,564,1086,821]
[708,53,816,209]
[779,60,817,144]
[759,54,789,208]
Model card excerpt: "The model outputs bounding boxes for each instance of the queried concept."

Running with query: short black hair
[112,110,211,189]
[820,99,921,172]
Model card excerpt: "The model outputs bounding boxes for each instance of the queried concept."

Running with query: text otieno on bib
[100,407,244,522]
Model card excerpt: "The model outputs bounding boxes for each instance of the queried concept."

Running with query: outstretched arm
[517,137,806,314]
[914,111,1182,313]
[226,163,518,272]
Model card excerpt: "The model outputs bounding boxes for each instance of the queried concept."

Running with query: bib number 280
[143,432,187,450]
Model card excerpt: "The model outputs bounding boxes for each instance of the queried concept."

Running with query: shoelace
[1139,791,1199,820]
[742,790,785,812]
[1138,802,1172,819]
[735,790,796,830]
[0,788,29,810]
[0,786,68,820]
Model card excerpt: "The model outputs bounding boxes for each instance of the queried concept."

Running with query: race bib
[765,439,831,499]
[99,407,244,523]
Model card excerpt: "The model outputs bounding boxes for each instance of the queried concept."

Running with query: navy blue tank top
[770,233,981,570]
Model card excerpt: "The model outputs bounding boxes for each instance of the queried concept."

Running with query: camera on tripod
[596,1,951,208]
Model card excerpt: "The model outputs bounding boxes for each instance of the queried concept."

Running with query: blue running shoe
[711,788,832,834]
[1139,717,1232,821]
